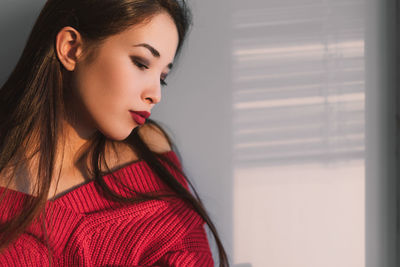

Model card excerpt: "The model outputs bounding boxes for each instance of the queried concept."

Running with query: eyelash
[133,60,168,86]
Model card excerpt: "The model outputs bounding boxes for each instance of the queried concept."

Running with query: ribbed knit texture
[0,150,214,266]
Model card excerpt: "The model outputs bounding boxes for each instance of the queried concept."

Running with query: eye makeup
[130,56,168,86]
[130,56,149,69]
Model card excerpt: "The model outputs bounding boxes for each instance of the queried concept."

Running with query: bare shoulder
[105,123,172,170]
[137,123,172,153]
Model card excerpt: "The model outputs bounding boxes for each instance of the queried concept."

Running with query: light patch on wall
[231,0,366,266]
[233,161,365,267]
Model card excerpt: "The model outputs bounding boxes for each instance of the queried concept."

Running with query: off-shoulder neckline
[0,150,177,204]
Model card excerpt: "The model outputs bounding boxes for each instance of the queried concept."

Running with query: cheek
[73,54,140,139]
[92,59,132,103]
[77,55,136,111]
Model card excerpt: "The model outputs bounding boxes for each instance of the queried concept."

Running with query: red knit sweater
[0,150,214,266]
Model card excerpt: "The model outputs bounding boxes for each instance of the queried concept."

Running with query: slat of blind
[232,0,365,167]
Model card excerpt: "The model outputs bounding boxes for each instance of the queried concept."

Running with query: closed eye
[131,57,168,87]
[132,60,148,70]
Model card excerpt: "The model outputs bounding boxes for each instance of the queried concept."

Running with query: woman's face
[69,12,179,140]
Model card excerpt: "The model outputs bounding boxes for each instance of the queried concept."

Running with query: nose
[142,79,162,106]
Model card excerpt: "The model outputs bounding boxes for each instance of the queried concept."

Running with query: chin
[100,126,136,141]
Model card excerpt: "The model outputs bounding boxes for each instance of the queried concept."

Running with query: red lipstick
[129,110,151,125]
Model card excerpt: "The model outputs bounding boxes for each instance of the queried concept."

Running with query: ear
[55,26,84,71]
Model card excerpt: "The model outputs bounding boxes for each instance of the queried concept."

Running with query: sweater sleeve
[154,222,215,267]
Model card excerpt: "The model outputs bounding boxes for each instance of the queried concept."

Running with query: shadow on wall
[232,0,365,267]
[232,1,365,169]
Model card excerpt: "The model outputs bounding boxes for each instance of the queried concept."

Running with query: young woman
[0,0,229,266]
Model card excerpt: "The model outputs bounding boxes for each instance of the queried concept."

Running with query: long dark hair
[0,0,229,266]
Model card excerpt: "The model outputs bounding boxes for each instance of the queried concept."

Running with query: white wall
[154,0,234,263]
[231,0,365,266]
[159,0,398,266]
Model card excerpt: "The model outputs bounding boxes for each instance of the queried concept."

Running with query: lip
[129,110,151,125]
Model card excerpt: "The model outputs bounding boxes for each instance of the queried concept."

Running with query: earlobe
[55,26,83,72]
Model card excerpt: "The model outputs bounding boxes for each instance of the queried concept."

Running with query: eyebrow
[132,43,174,70]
